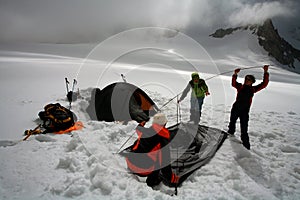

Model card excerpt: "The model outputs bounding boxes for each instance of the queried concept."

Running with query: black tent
[167,123,227,186]
[121,122,227,187]
[86,82,159,123]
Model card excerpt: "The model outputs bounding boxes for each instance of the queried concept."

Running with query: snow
[0,28,300,200]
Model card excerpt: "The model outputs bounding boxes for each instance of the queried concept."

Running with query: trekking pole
[68,79,77,110]
[65,78,69,93]
[65,78,72,109]
[72,79,77,93]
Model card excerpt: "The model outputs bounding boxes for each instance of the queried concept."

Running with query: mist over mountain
[209,19,300,71]
[0,0,299,44]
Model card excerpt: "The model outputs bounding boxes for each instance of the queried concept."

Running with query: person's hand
[139,121,146,127]
[263,65,269,72]
[205,91,210,96]
[177,99,181,104]
[171,173,180,184]
[234,68,241,75]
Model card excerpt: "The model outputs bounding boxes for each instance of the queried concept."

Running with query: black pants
[228,104,250,149]
[146,165,173,187]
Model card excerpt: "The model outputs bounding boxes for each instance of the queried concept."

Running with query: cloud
[227,1,296,27]
[0,0,298,43]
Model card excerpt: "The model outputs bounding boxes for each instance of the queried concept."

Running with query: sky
[0,0,299,43]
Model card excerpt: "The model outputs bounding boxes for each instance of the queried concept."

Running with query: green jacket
[180,79,209,100]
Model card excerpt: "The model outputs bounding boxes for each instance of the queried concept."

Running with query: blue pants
[190,97,204,123]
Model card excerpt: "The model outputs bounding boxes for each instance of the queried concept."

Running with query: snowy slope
[0,29,300,199]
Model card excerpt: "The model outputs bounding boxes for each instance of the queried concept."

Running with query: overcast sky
[0,0,299,43]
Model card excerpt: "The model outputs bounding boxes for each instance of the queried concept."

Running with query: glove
[205,91,210,96]
[234,68,240,75]
[171,173,180,184]
[139,121,146,127]
[263,65,269,72]
[177,99,181,104]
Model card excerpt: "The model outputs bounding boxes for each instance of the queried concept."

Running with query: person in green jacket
[178,72,210,124]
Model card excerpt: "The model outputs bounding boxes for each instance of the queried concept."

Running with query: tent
[86,82,159,123]
[121,122,227,187]
[167,123,227,186]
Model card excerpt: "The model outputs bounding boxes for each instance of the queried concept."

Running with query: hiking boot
[242,142,250,150]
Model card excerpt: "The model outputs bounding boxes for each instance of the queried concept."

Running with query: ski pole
[65,78,69,93]
[72,79,77,93]
[68,79,77,110]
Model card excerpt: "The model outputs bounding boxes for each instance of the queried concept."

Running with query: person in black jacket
[228,65,269,149]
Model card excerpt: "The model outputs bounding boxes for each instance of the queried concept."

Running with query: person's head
[244,75,256,85]
[191,72,200,83]
[152,113,168,126]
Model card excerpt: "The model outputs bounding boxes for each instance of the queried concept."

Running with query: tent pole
[174,147,178,195]
[115,131,136,154]
[204,65,272,81]
[176,95,179,124]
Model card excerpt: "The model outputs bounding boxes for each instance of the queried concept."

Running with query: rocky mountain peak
[210,19,300,69]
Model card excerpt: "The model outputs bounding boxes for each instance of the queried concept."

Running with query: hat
[152,113,168,125]
[191,72,199,79]
[245,75,256,83]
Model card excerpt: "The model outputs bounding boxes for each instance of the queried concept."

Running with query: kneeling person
[124,113,179,187]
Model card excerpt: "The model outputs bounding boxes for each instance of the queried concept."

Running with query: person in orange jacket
[228,65,269,149]
[125,113,179,187]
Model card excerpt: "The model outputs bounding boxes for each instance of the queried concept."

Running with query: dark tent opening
[86,82,159,123]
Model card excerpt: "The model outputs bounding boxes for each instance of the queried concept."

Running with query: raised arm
[232,68,242,89]
[253,65,269,93]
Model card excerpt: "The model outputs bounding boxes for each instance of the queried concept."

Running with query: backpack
[38,103,75,132]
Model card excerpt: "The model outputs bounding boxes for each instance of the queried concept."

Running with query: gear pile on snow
[38,103,75,132]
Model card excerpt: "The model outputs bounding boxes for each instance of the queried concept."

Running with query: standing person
[125,113,179,187]
[178,72,210,124]
[228,65,269,150]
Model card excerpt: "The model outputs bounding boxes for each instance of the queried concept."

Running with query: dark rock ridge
[210,19,300,68]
